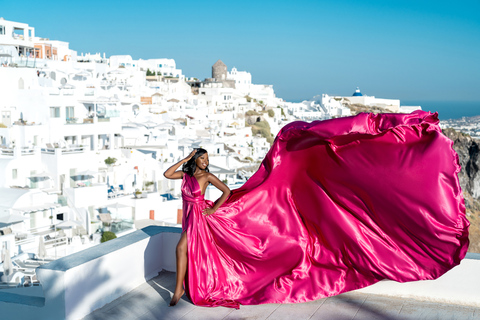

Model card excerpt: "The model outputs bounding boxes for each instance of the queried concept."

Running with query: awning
[0,214,29,224]
[71,171,97,181]
[28,172,53,182]
[12,203,59,213]
[71,175,94,181]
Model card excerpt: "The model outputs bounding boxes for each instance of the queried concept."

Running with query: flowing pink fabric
[181,110,469,309]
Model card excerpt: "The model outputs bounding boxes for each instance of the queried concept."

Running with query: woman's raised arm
[163,149,197,180]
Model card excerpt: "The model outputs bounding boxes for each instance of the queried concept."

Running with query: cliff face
[443,128,480,203]
[443,128,480,253]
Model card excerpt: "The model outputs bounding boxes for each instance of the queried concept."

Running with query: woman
[164,148,231,306]
[164,111,469,309]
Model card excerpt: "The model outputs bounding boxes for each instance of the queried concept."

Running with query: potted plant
[134,189,142,199]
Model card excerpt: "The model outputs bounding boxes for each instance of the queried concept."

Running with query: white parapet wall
[0,226,181,320]
[355,252,480,308]
[1,227,479,319]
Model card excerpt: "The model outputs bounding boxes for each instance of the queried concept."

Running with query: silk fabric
[180,111,469,309]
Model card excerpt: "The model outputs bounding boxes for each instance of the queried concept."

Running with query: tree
[104,157,117,166]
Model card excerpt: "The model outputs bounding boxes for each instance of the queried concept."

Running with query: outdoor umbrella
[141,121,158,129]
[107,69,125,75]
[56,220,82,241]
[74,70,90,77]
[106,203,132,220]
[38,236,47,260]
[1,249,13,282]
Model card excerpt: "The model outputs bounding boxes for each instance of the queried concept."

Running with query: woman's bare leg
[170,232,187,306]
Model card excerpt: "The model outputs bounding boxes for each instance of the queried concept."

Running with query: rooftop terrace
[83,270,480,320]
[1,226,479,320]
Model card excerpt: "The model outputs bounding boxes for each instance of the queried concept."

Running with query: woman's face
[195,152,209,170]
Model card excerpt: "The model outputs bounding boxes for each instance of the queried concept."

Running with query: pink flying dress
[180,110,469,309]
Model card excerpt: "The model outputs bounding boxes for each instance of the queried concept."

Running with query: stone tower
[212,60,227,81]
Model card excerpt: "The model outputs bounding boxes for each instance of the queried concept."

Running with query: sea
[401,101,480,120]
[291,99,480,120]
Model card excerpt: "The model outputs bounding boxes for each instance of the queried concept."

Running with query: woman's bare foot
[169,289,185,307]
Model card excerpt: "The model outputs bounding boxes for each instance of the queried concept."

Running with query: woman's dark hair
[182,148,209,177]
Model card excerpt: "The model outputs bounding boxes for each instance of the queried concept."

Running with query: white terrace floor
[82,271,480,320]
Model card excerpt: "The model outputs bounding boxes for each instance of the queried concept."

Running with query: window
[50,107,60,118]
[0,25,5,35]
[158,64,162,68]
[12,169,17,179]
[66,106,74,120]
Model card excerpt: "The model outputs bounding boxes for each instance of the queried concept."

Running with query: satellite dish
[60,78,67,85]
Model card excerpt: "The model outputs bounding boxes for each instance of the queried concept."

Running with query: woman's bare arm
[202,173,231,215]
[163,150,196,180]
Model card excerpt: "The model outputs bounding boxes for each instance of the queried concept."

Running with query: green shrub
[267,109,275,117]
[104,157,117,166]
[101,231,117,243]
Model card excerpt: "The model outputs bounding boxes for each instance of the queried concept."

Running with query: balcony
[0,146,37,157]
[0,226,479,320]
[41,146,85,155]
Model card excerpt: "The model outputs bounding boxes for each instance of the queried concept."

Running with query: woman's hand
[183,149,197,162]
[202,207,216,216]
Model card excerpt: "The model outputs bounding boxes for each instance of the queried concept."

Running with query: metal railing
[0,147,36,156]
[41,146,85,154]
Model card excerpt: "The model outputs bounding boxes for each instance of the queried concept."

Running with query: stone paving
[83,271,480,320]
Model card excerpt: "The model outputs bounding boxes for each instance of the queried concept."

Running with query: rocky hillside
[346,105,480,252]
[442,128,480,253]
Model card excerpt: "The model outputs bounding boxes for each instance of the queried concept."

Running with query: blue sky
[3,0,479,103]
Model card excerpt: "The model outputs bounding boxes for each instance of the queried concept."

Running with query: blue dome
[352,87,363,96]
